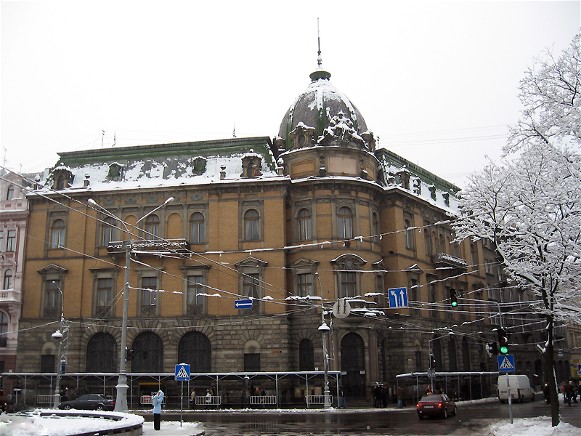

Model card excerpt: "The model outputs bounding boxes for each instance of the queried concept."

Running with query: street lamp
[88,196,174,412]
[51,281,66,409]
[52,328,63,408]
[318,318,332,409]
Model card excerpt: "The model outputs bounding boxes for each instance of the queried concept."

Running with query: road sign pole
[507,376,513,424]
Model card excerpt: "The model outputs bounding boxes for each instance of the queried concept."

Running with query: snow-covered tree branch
[452,33,581,427]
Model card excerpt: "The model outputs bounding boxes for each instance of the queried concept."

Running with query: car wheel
[97,404,105,411]
[62,404,71,410]
[443,408,448,419]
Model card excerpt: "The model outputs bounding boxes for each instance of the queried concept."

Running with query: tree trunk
[545,315,560,427]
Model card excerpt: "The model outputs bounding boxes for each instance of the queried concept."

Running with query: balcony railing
[432,253,468,270]
[107,238,190,255]
[0,288,21,303]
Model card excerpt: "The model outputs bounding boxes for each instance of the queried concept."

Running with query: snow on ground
[0,408,579,435]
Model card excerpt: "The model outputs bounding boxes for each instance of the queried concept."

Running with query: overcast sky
[1,0,579,187]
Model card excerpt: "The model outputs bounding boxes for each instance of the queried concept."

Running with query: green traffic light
[451,300,458,307]
[500,345,509,354]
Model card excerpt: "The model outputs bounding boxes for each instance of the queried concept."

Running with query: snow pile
[486,417,579,435]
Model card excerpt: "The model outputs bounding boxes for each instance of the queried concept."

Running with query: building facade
[11,61,548,403]
[0,170,38,374]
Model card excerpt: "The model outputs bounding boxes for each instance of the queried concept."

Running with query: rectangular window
[141,276,158,315]
[242,272,260,314]
[6,230,16,252]
[96,278,114,318]
[0,231,4,252]
[187,275,205,315]
[339,271,356,298]
[429,282,438,319]
[297,273,313,297]
[409,278,419,315]
[44,280,61,318]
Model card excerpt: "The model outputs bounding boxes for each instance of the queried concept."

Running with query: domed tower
[274,50,378,181]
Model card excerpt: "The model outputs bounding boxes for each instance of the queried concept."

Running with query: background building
[9,59,549,406]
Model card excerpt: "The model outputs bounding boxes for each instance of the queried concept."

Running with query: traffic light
[428,353,436,370]
[486,342,498,357]
[497,328,509,354]
[450,289,458,307]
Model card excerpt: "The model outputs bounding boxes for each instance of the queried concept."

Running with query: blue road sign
[388,287,408,308]
[175,363,190,381]
[235,299,253,309]
[577,364,581,376]
[498,355,516,372]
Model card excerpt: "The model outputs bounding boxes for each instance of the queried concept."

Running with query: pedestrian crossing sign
[497,355,516,372]
[174,363,191,381]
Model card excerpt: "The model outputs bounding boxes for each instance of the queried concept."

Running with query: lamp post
[51,281,66,409]
[88,196,173,412]
[318,316,332,409]
[52,327,63,408]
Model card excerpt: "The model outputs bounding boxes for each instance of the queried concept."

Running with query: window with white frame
[0,311,8,347]
[6,185,15,201]
[140,276,158,315]
[186,274,206,315]
[244,209,260,241]
[190,212,205,244]
[50,219,66,249]
[6,229,16,252]
[95,277,114,318]
[144,215,160,240]
[337,206,353,239]
[3,269,13,290]
[297,208,312,241]
[297,272,313,297]
[101,216,117,246]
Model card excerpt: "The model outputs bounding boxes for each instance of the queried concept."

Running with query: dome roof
[277,67,370,150]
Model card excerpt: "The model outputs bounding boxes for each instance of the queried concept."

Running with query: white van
[498,375,535,403]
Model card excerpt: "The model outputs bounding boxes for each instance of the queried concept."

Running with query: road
[151,398,581,435]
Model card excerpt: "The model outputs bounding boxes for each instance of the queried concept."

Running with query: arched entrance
[340,332,365,398]
[130,332,163,372]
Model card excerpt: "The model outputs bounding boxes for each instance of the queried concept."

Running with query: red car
[416,393,456,419]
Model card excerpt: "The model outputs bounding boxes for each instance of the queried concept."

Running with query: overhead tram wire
[3,166,528,316]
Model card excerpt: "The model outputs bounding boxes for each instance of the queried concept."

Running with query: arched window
[0,311,8,347]
[190,212,205,244]
[337,207,353,239]
[3,269,13,290]
[244,209,260,241]
[144,214,160,240]
[298,339,314,371]
[297,208,312,241]
[178,332,211,372]
[131,332,163,372]
[86,333,116,373]
[50,219,66,249]
[6,185,15,201]
[101,216,116,246]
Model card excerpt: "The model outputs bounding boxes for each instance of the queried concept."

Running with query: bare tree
[452,34,581,427]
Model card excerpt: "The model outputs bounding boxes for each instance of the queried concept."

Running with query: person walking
[190,388,196,409]
[151,389,164,431]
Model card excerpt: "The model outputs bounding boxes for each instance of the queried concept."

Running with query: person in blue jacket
[151,389,164,431]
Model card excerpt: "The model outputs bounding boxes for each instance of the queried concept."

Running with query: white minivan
[498,374,535,403]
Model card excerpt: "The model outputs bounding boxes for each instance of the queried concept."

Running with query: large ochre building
[11,60,551,404]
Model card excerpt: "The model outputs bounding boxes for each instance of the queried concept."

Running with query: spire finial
[317,18,322,68]
[310,18,331,82]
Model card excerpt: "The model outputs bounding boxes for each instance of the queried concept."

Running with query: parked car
[58,393,115,411]
[416,393,456,419]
